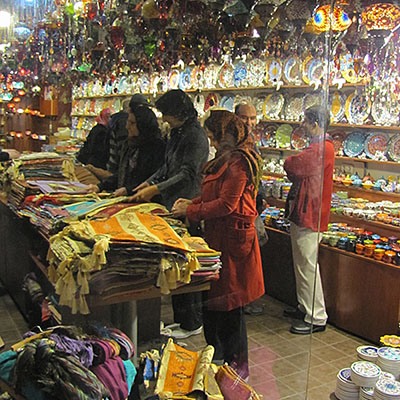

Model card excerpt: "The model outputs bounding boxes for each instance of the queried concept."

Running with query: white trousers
[290,222,328,326]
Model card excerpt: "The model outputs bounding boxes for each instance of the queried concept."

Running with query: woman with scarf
[88,103,165,196]
[171,110,265,379]
[76,108,112,169]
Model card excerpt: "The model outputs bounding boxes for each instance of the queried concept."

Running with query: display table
[262,226,400,344]
[0,198,211,360]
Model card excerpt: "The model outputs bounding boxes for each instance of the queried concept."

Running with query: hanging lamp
[312,4,352,32]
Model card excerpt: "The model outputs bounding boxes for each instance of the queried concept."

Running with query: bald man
[235,102,266,317]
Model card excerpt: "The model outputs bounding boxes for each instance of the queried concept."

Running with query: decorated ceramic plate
[387,134,400,162]
[345,92,371,125]
[266,58,282,84]
[283,57,301,85]
[168,70,180,90]
[285,94,304,121]
[291,126,309,150]
[104,80,113,95]
[340,53,361,84]
[257,123,277,147]
[351,361,381,378]
[381,335,400,348]
[193,94,205,116]
[179,67,192,91]
[113,98,121,112]
[357,346,378,358]
[377,346,400,361]
[218,62,234,88]
[204,92,220,112]
[233,61,247,87]
[304,93,322,111]
[159,71,169,93]
[371,99,399,126]
[276,124,293,149]
[118,76,128,93]
[337,368,352,384]
[308,58,324,83]
[203,64,218,89]
[375,378,400,395]
[329,91,346,123]
[191,66,203,90]
[302,56,321,84]
[255,97,266,119]
[364,132,389,158]
[263,93,284,119]
[343,131,366,157]
[330,130,346,155]
[220,95,235,112]
[248,58,265,87]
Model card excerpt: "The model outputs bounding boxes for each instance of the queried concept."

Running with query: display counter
[262,226,400,344]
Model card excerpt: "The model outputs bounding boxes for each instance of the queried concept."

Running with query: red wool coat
[187,153,265,311]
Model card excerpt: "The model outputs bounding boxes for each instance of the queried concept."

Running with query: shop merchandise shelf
[333,183,400,202]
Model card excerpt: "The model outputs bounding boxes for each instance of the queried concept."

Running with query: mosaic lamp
[312,4,352,32]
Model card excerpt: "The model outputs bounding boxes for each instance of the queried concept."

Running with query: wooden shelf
[259,146,298,153]
[335,156,400,167]
[333,183,400,201]
[265,196,286,209]
[71,114,96,117]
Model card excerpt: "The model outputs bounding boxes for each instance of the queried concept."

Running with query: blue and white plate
[233,61,247,87]
[343,131,366,157]
[219,96,235,112]
[377,347,400,361]
[179,67,192,91]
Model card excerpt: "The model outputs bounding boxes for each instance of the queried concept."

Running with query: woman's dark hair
[304,106,330,131]
[130,104,161,139]
[155,89,197,121]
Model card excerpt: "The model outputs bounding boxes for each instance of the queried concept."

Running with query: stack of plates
[374,378,400,399]
[377,347,400,380]
[358,372,396,399]
[335,368,359,400]
[350,361,381,387]
[357,345,379,362]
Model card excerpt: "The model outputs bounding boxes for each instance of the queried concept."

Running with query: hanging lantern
[13,97,21,103]
[312,5,352,32]
[16,108,24,114]
[17,89,25,96]
[362,3,400,32]
[7,103,15,109]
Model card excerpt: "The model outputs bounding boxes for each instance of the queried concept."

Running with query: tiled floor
[0,291,371,399]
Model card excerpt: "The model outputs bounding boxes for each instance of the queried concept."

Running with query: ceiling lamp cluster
[361,2,400,32]
[312,5,352,32]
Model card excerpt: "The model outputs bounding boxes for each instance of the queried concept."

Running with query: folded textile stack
[46,203,220,314]
[5,152,76,211]
[0,325,136,400]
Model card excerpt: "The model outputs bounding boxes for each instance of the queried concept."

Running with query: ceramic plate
[220,95,235,112]
[330,130,346,155]
[285,94,304,121]
[340,53,361,84]
[276,124,293,148]
[233,61,247,87]
[118,77,128,93]
[179,67,192,91]
[193,94,205,115]
[387,134,400,162]
[255,97,266,119]
[308,58,324,83]
[351,361,381,378]
[345,92,371,125]
[364,132,389,158]
[191,66,203,90]
[343,131,366,157]
[248,58,265,87]
[283,57,301,84]
[357,346,378,358]
[377,347,400,361]
[218,62,234,88]
[302,56,319,84]
[266,58,282,84]
[375,378,400,395]
[203,64,218,88]
[329,91,346,123]
[168,70,180,90]
[371,99,399,126]
[263,93,284,119]
[204,92,219,112]
[338,368,352,383]
[304,93,322,111]
[291,126,309,150]
[256,123,277,147]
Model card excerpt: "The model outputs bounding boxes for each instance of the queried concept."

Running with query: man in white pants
[283,106,335,334]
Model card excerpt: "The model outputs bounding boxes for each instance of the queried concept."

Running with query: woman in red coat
[172,110,265,379]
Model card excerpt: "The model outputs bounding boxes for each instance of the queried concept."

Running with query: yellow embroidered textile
[155,339,222,400]
[183,237,222,257]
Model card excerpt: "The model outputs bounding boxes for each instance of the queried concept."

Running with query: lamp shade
[312,5,352,32]
[362,3,400,31]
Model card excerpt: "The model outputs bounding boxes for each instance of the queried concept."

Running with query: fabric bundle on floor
[0,325,136,400]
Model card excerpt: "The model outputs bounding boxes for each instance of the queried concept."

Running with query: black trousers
[202,302,249,378]
[171,292,203,331]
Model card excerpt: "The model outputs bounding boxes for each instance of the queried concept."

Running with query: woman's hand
[85,184,100,193]
[132,181,150,193]
[171,198,192,217]
[113,187,127,197]
[126,185,159,203]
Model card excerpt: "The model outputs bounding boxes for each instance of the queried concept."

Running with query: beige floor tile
[306,383,336,400]
[261,357,303,378]
[283,370,321,392]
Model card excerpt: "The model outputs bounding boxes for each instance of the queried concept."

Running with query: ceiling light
[0,11,12,29]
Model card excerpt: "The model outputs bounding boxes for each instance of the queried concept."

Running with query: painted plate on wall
[285,94,304,121]
[343,131,366,157]
[330,130,346,155]
[233,61,247,87]
[345,92,371,125]
[266,58,283,84]
[329,91,346,123]
[263,93,284,119]
[291,126,309,150]
[276,124,293,149]
[220,95,235,112]
[387,134,400,162]
[204,92,220,112]
[283,57,301,84]
[364,132,389,158]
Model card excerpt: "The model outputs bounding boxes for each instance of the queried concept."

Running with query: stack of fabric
[46,203,221,314]
[0,325,136,400]
[5,152,76,211]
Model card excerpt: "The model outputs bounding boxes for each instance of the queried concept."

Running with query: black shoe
[290,320,326,335]
[283,307,306,320]
[244,304,264,316]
